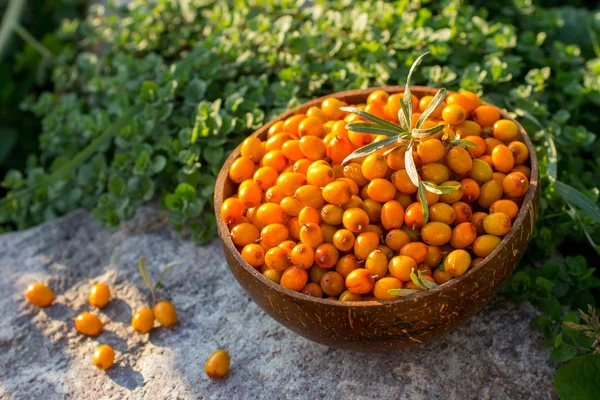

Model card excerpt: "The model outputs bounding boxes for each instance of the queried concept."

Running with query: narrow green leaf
[154,263,180,291]
[342,137,397,165]
[404,139,420,187]
[418,182,429,225]
[0,0,25,61]
[415,88,446,129]
[451,139,481,149]
[554,180,600,222]
[340,107,404,133]
[515,108,557,180]
[346,122,403,137]
[404,52,430,117]
[138,257,156,302]
[398,98,411,132]
[412,124,445,138]
[418,271,438,289]
[388,288,422,296]
[410,269,428,290]
[422,181,461,194]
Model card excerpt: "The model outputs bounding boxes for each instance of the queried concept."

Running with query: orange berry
[253,166,278,190]
[336,177,359,195]
[389,255,417,282]
[298,117,325,137]
[93,345,115,370]
[362,153,389,180]
[283,114,307,135]
[421,222,452,246]
[281,139,303,161]
[293,158,312,175]
[417,139,446,164]
[439,180,464,204]
[315,243,340,269]
[348,129,374,147]
[241,244,265,268]
[89,283,111,309]
[229,156,255,184]
[508,141,529,165]
[322,181,353,205]
[256,203,288,225]
[491,145,515,173]
[386,146,407,170]
[490,199,519,221]
[380,200,405,230]
[265,132,293,152]
[478,180,504,209]
[404,202,425,230]
[205,349,230,379]
[280,196,301,217]
[425,245,443,268]
[76,312,103,336]
[483,212,512,236]
[420,163,451,185]
[450,222,477,249]
[429,202,456,225]
[460,178,480,203]
[471,211,488,235]
[365,102,387,119]
[321,98,345,120]
[451,201,473,224]
[342,208,370,233]
[26,283,54,307]
[262,150,288,172]
[335,254,360,278]
[265,185,287,203]
[385,229,411,252]
[446,146,473,175]
[373,277,403,300]
[268,121,285,138]
[307,106,326,122]
[280,266,309,291]
[299,223,324,249]
[365,249,389,280]
[493,119,519,142]
[503,172,529,197]
[290,243,315,268]
[455,120,482,137]
[298,206,320,226]
[484,137,503,156]
[419,95,445,118]
[260,223,289,247]
[240,136,264,162]
[472,105,500,126]
[462,136,486,158]
[444,249,471,277]
[446,93,475,113]
[154,301,178,327]
[342,163,369,187]
[220,198,245,225]
[231,223,260,248]
[265,247,292,271]
[442,104,466,124]
[295,185,325,209]
[367,90,390,106]
[399,241,429,264]
[306,164,335,187]
[362,199,383,224]
[391,169,418,194]
[320,271,345,297]
[333,229,355,252]
[470,158,493,183]
[366,179,397,203]
[327,136,353,163]
[472,235,502,257]
[459,91,482,111]
[353,231,380,260]
[346,269,376,294]
[299,136,326,161]
[238,181,262,208]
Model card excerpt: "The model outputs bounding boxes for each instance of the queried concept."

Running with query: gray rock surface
[0,206,556,399]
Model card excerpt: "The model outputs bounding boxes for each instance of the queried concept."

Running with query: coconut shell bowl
[214,86,540,352]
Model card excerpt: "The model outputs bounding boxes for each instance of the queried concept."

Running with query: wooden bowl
[214,86,540,352]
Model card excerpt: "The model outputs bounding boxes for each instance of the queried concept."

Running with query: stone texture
[0,206,556,399]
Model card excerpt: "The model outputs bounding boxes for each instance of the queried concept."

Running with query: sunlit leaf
[342,137,398,165]
[415,88,446,129]
[411,124,445,138]
[404,139,420,187]
[554,180,600,222]
[422,181,461,194]
[346,122,403,137]
[340,107,404,133]
[417,182,429,225]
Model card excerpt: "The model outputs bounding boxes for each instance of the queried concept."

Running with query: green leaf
[550,343,578,363]
[398,98,411,132]
[422,181,461,194]
[555,354,600,400]
[0,128,17,164]
[411,124,445,138]
[415,88,446,129]
[417,182,429,225]
[108,175,126,196]
[345,122,403,137]
[418,270,438,289]
[175,182,196,199]
[203,146,224,166]
[342,137,397,165]
[140,81,158,103]
[154,262,180,291]
[0,0,26,61]
[404,139,420,187]
[340,107,404,133]
[451,139,481,149]
[410,269,428,290]
[388,288,422,297]
[138,257,155,302]
[554,180,600,223]
[404,52,430,118]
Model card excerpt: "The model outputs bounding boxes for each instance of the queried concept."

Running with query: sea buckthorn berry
[263,268,283,284]
[240,136,264,162]
[321,98,345,120]
[320,223,337,244]
[471,258,485,268]
[88,283,111,308]
[343,208,370,233]
[418,264,432,276]
[238,181,262,208]
[425,245,443,268]
[256,203,288,225]
[281,140,303,162]
[365,250,389,280]
[483,212,512,236]
[266,132,293,152]
[231,223,260,247]
[287,217,301,241]
[450,222,477,249]
[260,224,289,247]
[459,91,482,111]
[395,193,413,209]
[492,172,507,184]
[442,104,466,125]
[327,136,353,163]
[26,283,54,307]
[380,200,405,230]
[446,146,473,175]
[470,159,493,184]
[479,155,494,168]
[346,269,376,294]
[298,206,320,226]
[280,196,301,217]
[399,242,429,264]
[472,235,502,257]
[299,223,324,249]
[295,185,325,209]
[299,136,326,161]
[281,266,308,291]
[229,156,255,183]
[452,202,473,224]
[315,243,340,269]
[310,266,328,283]
[332,120,349,139]
[382,228,409,252]
[472,105,500,126]
[373,277,404,300]
[367,179,397,203]
[337,177,359,195]
[503,172,530,197]
[444,249,472,277]
[471,212,488,235]
[508,141,529,165]
[339,290,363,302]
[343,163,369,187]
[491,145,515,173]
[419,95,445,118]
[283,114,306,135]
[75,312,103,336]
[460,178,480,203]
[512,165,531,179]
[154,301,177,328]
[253,166,278,190]
[361,199,381,224]
[353,231,380,260]
[439,181,463,204]
[389,255,418,282]
[324,121,335,134]
[417,139,446,164]
[307,106,326,122]
[298,117,325,137]
[265,247,291,271]
[490,199,519,221]
[241,244,265,268]
[321,204,343,225]
[343,195,364,210]
[367,90,389,106]
[93,345,115,370]
[493,119,519,142]
[462,136,486,158]
[365,102,387,119]
[262,150,288,172]
[484,137,503,156]
[455,120,482,137]
[220,198,245,225]
[320,271,346,297]
[301,282,324,298]
[391,169,418,194]
[268,121,285,138]
[205,350,230,379]
[293,158,312,175]
[307,164,335,187]
[362,154,389,180]
[322,181,353,205]
[420,163,451,185]
[433,268,452,285]
[332,229,355,252]
[421,222,452,246]
[446,93,474,113]
[404,202,425,230]
[265,185,286,203]
[429,202,456,225]
[335,254,360,278]
[386,146,407,170]
[348,129,374,147]
[478,180,504,209]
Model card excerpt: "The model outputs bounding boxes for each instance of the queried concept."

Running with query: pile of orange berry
[220,89,531,300]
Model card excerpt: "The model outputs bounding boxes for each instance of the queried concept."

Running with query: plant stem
[0,0,25,60]
[13,23,62,65]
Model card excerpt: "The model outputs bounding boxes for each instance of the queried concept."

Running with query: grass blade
[342,137,397,165]
[138,257,156,302]
[154,263,180,291]
[554,180,600,222]
[415,88,446,129]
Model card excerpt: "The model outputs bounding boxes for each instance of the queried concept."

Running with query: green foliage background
[1,0,599,396]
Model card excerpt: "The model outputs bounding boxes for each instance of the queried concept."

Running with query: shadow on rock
[107,364,144,391]
[44,303,77,322]
[148,323,190,349]
[96,331,129,353]
[102,299,133,325]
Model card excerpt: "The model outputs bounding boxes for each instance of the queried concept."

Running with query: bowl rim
[214,85,539,308]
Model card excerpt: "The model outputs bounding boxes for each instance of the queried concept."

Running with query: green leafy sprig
[137,256,179,303]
